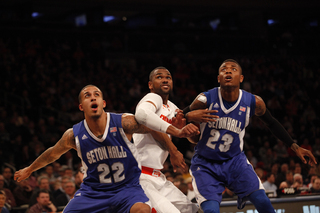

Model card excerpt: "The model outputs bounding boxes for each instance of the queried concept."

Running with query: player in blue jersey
[182,59,317,213]
[13,85,199,213]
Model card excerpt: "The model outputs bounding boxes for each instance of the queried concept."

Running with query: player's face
[149,69,173,95]
[217,61,243,88]
[79,86,106,118]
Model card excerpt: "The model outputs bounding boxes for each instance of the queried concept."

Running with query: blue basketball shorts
[63,183,149,213]
[190,152,263,208]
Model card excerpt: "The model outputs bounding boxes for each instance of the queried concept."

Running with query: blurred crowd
[0,26,320,212]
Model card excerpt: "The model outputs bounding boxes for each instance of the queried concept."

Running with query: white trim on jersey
[75,135,88,180]
[83,113,110,142]
[218,87,243,114]
[119,127,142,170]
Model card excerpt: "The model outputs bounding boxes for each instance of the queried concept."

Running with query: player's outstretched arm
[14,128,77,182]
[255,95,317,166]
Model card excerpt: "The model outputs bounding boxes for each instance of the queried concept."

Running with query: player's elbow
[135,108,148,125]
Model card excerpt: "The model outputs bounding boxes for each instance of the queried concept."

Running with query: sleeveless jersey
[195,87,255,161]
[73,112,142,191]
[133,93,179,169]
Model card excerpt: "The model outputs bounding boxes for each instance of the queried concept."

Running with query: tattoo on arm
[29,129,75,172]
[122,114,151,134]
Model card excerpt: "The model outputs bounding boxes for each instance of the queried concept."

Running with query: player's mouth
[91,103,98,111]
[225,76,232,82]
[161,85,170,89]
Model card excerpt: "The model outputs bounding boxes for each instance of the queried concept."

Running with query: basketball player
[14,85,199,213]
[182,59,317,213]
[134,67,215,213]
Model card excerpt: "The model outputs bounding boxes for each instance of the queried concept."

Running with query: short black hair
[78,84,102,103]
[37,189,50,197]
[221,59,242,74]
[149,66,169,81]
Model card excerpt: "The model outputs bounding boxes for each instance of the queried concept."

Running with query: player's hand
[295,147,317,166]
[170,150,187,173]
[172,111,186,129]
[186,109,219,123]
[14,167,32,182]
[177,123,200,138]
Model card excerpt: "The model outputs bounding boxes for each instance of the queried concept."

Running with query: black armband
[258,109,295,147]
[183,105,191,114]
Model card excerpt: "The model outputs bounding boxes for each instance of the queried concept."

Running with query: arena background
[0,0,320,212]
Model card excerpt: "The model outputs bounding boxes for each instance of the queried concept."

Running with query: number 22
[97,162,125,183]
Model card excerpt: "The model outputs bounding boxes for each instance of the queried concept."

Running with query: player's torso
[73,113,141,191]
[134,98,178,169]
[196,87,254,161]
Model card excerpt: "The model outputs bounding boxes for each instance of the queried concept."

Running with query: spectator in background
[312,138,320,159]
[0,190,9,213]
[275,163,289,188]
[42,165,56,187]
[259,141,270,161]
[246,149,258,168]
[0,175,16,209]
[263,173,277,197]
[2,167,17,193]
[279,181,289,190]
[29,176,55,207]
[74,168,84,190]
[285,171,294,187]
[55,180,76,207]
[291,173,307,190]
[310,177,320,193]
[273,140,289,164]
[53,176,71,199]
[27,189,57,213]
[13,178,33,207]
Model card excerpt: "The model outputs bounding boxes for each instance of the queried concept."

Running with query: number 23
[206,129,233,152]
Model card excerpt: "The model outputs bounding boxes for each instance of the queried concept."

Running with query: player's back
[73,112,142,191]
[195,87,255,161]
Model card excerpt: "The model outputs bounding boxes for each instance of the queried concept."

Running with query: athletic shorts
[140,173,199,213]
[62,183,149,213]
[190,152,264,209]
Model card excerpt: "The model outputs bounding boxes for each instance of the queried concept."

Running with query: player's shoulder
[138,92,163,108]
[142,92,162,101]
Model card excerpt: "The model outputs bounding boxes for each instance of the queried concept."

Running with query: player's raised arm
[14,128,77,182]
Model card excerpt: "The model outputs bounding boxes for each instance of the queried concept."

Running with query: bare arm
[14,128,76,182]
[255,95,317,165]
[150,130,187,173]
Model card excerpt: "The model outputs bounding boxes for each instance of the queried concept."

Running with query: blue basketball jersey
[73,112,142,191]
[195,87,256,161]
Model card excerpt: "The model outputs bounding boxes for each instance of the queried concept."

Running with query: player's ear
[148,81,153,90]
[217,75,220,83]
[79,104,84,111]
[103,100,106,108]
[240,75,244,83]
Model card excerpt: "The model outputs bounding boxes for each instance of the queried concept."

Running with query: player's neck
[162,95,169,105]
[220,87,239,102]
[85,113,107,137]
